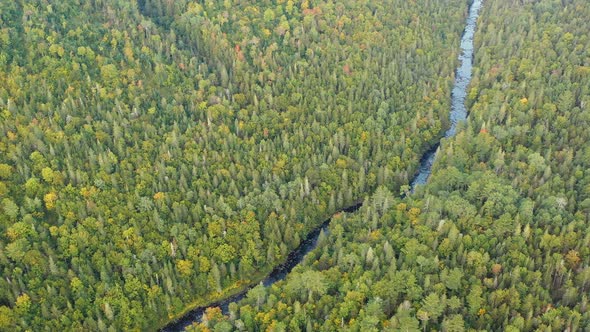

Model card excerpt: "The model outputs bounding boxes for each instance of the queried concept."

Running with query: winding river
[162,0,482,330]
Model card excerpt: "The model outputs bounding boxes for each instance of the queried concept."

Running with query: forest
[0,0,465,330]
[182,0,590,331]
[1,0,589,331]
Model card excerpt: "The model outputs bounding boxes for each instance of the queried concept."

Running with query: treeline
[0,0,467,330]
[188,0,590,331]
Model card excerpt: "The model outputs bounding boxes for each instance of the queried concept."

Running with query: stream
[162,0,482,330]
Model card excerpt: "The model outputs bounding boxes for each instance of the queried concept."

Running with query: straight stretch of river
[411,0,483,187]
[162,1,482,330]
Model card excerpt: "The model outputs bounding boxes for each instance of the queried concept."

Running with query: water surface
[411,0,482,188]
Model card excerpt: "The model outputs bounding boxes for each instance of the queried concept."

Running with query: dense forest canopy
[2,0,588,330]
[185,0,590,331]
[0,0,468,330]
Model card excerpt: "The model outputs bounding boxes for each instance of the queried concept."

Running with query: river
[162,0,482,330]
[411,0,483,187]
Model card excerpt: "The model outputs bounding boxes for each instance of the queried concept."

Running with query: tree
[564,250,581,270]
[177,259,194,277]
[421,293,444,323]
[2,198,19,220]
[246,284,266,310]
[442,315,465,332]
[41,167,55,183]
[441,268,463,292]
[44,191,58,210]
[0,164,11,179]
[286,270,327,302]
[214,244,237,263]
[15,294,31,316]
[0,306,15,329]
[416,309,430,332]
